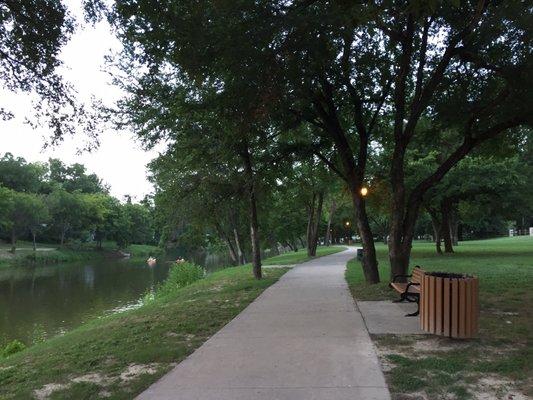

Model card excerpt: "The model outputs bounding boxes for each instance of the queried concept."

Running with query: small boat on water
[147,257,157,267]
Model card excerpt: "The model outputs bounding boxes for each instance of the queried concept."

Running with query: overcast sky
[0,0,161,201]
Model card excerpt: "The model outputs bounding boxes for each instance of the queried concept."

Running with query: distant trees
[47,159,108,194]
[0,154,46,193]
[0,153,158,249]
[0,189,48,252]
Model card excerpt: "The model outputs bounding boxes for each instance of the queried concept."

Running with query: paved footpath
[137,248,391,400]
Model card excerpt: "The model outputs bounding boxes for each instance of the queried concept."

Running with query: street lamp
[360,186,368,197]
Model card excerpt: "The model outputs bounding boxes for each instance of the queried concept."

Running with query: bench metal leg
[394,292,416,303]
[405,299,420,317]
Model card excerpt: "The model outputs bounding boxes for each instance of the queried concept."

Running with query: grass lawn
[346,236,533,399]
[0,246,344,399]
[262,245,346,265]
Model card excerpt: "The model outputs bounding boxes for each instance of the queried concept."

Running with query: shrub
[2,340,26,358]
[154,261,205,299]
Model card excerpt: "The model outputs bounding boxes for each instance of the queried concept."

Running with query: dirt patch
[207,284,224,292]
[374,336,530,400]
[34,383,70,400]
[472,375,529,400]
[411,337,472,353]
[33,364,162,399]
[72,372,109,385]
[120,363,159,382]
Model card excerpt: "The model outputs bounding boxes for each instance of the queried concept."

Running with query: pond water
[0,250,236,347]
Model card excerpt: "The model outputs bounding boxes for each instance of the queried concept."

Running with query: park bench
[390,266,425,317]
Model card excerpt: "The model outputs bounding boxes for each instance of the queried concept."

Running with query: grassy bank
[0,246,344,399]
[262,245,346,265]
[346,237,533,399]
[0,241,162,269]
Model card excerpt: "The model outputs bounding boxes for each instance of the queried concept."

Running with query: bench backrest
[411,267,425,284]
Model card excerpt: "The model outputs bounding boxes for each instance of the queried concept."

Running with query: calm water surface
[0,250,235,347]
[0,259,172,346]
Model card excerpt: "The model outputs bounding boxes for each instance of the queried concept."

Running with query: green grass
[262,245,346,265]
[0,263,289,399]
[0,245,105,268]
[0,241,162,268]
[0,247,341,399]
[345,237,533,399]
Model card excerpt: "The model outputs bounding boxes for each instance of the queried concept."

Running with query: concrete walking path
[137,247,390,400]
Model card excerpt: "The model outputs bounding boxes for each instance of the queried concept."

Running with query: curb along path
[137,248,391,400]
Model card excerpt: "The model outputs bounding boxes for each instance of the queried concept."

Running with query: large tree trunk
[307,191,324,257]
[324,199,336,246]
[441,200,454,253]
[389,240,412,282]
[351,189,380,284]
[241,143,262,279]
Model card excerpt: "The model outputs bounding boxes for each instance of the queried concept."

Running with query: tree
[148,126,259,267]
[0,1,93,139]
[124,202,154,244]
[27,196,49,251]
[0,153,46,193]
[46,189,84,246]
[421,156,524,253]
[0,189,48,252]
[47,158,108,193]
[107,0,531,283]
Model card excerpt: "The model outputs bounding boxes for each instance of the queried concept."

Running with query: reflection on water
[0,258,172,347]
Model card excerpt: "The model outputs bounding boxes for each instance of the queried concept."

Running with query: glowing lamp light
[345,221,350,227]
[360,187,369,197]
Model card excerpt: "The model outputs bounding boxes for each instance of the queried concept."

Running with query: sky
[0,1,161,201]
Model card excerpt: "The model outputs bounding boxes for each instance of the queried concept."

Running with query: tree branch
[404,0,488,140]
[313,150,346,181]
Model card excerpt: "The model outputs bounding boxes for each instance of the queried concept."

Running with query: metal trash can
[356,248,364,261]
[420,272,479,338]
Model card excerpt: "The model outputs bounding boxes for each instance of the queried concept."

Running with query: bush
[2,340,26,358]
[154,261,205,299]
